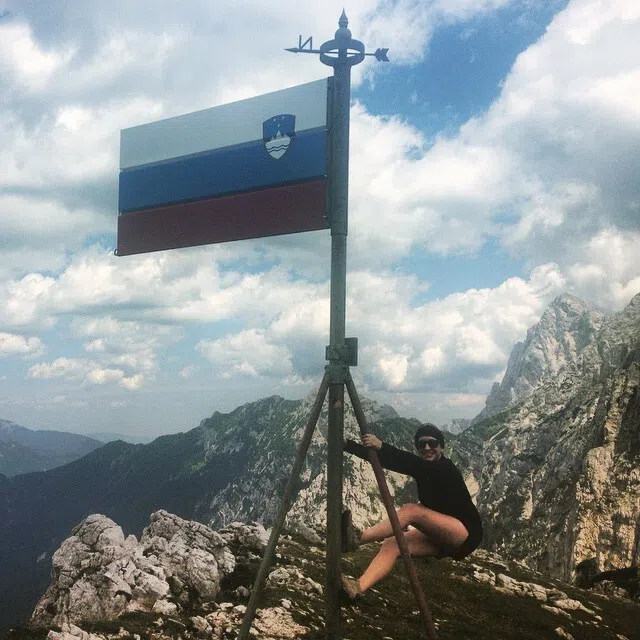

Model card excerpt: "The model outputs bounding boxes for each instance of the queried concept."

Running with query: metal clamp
[325,337,358,366]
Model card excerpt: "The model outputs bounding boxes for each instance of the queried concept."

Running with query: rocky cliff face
[471,293,640,582]
[472,294,606,425]
[440,418,471,435]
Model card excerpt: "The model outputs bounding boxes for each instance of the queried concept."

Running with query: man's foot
[341,510,361,553]
[341,575,363,601]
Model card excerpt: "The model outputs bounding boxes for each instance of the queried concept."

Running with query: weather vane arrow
[370,47,389,62]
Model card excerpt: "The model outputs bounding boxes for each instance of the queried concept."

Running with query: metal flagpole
[288,15,437,638]
[287,12,389,640]
[322,14,359,639]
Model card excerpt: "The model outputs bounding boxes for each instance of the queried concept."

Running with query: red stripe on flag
[116,179,328,256]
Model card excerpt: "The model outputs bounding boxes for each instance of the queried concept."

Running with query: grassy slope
[278,538,640,640]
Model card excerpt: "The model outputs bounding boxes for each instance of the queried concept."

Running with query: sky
[1,0,639,438]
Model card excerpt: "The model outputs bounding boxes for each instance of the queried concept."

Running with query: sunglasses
[416,438,440,450]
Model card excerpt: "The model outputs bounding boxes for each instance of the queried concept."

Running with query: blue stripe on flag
[119,126,327,213]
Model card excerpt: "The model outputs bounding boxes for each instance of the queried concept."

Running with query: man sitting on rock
[341,424,483,600]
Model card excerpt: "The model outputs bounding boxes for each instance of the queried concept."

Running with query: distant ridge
[0,419,102,477]
[88,431,155,445]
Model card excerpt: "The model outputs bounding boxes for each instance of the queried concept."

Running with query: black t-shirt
[344,439,483,545]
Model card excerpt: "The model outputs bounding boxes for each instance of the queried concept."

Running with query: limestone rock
[218,521,269,554]
[541,605,571,618]
[267,566,323,595]
[471,293,640,581]
[30,510,235,630]
[47,622,106,640]
[473,294,606,424]
[551,598,595,615]
[252,606,308,639]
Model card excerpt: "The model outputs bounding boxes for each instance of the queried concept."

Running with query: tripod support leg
[237,372,330,640]
[345,372,437,640]
[326,381,345,639]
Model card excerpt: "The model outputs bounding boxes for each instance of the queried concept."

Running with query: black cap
[414,423,445,448]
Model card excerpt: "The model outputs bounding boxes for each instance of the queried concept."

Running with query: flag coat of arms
[117,79,331,256]
[263,114,296,159]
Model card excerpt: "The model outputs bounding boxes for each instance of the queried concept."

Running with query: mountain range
[0,420,102,477]
[1,292,638,636]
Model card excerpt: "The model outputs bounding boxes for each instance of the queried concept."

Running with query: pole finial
[335,9,351,41]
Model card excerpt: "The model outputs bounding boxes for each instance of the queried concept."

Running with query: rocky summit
[10,511,640,640]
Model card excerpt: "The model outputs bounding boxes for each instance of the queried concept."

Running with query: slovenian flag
[117,78,331,256]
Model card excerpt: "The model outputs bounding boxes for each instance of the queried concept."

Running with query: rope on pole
[345,372,438,640]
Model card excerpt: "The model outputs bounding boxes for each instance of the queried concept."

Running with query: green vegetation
[464,408,518,442]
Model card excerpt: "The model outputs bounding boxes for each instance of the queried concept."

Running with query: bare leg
[360,503,469,551]
[358,528,438,592]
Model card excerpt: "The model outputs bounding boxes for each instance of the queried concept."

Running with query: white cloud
[119,373,144,391]
[353,263,566,393]
[28,357,92,380]
[0,0,524,272]
[3,273,57,328]
[349,0,640,309]
[197,330,293,378]
[374,346,411,388]
[27,356,144,390]
[565,229,640,309]
[0,22,74,89]
[86,368,126,385]
[179,364,199,379]
[419,346,446,377]
[2,0,640,432]
[0,332,44,357]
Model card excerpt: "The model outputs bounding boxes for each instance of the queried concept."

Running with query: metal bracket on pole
[325,337,358,367]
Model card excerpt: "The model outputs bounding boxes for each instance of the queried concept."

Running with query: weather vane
[285,10,389,66]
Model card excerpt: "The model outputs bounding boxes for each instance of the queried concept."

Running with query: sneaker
[341,509,361,553]
[341,575,363,601]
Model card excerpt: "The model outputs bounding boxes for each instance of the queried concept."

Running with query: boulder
[29,510,235,630]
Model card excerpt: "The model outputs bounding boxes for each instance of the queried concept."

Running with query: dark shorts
[437,529,482,560]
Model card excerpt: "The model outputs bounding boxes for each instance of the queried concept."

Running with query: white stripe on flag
[120,78,330,170]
